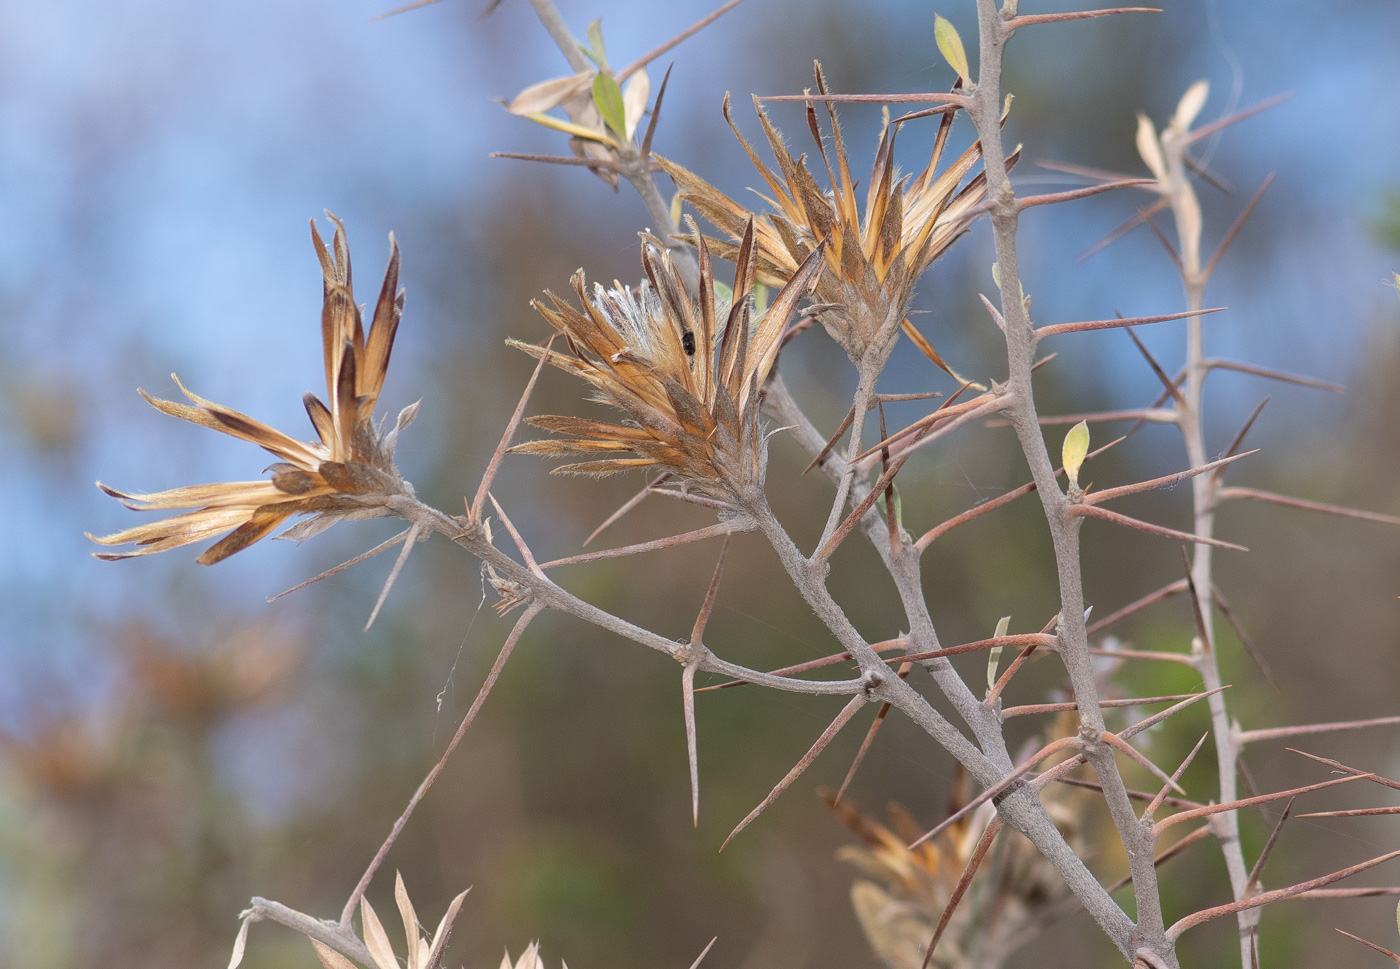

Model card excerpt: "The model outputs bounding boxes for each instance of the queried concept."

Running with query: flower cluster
[90,218,414,564]
[508,223,821,499]
[657,65,994,369]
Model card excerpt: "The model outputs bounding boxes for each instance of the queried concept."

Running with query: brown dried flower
[89,217,415,564]
[508,223,821,499]
[829,774,1085,969]
[657,66,998,371]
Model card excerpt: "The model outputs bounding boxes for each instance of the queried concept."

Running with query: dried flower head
[829,778,1085,969]
[89,217,416,564]
[658,66,999,371]
[508,222,821,499]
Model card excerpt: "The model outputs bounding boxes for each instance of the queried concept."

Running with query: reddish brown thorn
[911,737,1081,849]
[371,0,444,21]
[1086,451,1255,505]
[1050,775,1203,813]
[1071,503,1247,551]
[695,639,906,693]
[857,387,982,459]
[1185,155,1234,195]
[885,396,1004,466]
[640,62,674,159]
[1141,210,1184,273]
[1203,174,1275,280]
[1016,178,1154,210]
[877,403,898,546]
[1303,888,1400,898]
[1299,806,1400,818]
[1090,647,1195,665]
[617,0,746,81]
[1144,732,1205,818]
[1237,752,1262,798]
[686,937,720,969]
[1152,773,1370,836]
[1218,487,1400,527]
[269,528,411,602]
[1036,158,1138,184]
[979,292,1007,332]
[1029,407,1175,426]
[1207,359,1345,393]
[1334,930,1400,965]
[583,473,671,546]
[1178,546,1212,653]
[1166,848,1400,941]
[682,662,700,827]
[874,391,945,403]
[1214,398,1270,485]
[1184,93,1293,146]
[779,312,818,349]
[720,695,867,851]
[1286,749,1400,794]
[918,480,1034,551]
[365,522,423,631]
[803,404,857,476]
[918,436,1123,552]
[487,493,541,573]
[1088,578,1188,634]
[1238,714,1400,746]
[341,603,541,925]
[896,633,1056,666]
[1244,798,1294,895]
[682,539,729,827]
[1125,325,1188,408]
[1120,687,1228,740]
[834,664,910,804]
[1006,7,1159,30]
[1079,197,1170,261]
[1212,585,1279,692]
[1102,824,1212,896]
[1036,306,1224,340]
[490,152,629,172]
[1101,731,1187,795]
[691,537,729,645]
[540,521,736,570]
[472,334,556,521]
[835,703,891,805]
[1004,692,1205,719]
[985,642,1041,706]
[815,452,912,563]
[920,819,1003,969]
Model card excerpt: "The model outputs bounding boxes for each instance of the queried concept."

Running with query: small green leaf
[752,282,770,317]
[991,262,1001,290]
[592,73,628,140]
[934,15,971,84]
[874,485,904,532]
[1062,420,1090,489]
[585,19,607,68]
[987,616,1010,692]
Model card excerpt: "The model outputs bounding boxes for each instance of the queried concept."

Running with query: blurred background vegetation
[4,1,1400,967]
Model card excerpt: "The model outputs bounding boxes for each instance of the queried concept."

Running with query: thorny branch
[92,2,1400,968]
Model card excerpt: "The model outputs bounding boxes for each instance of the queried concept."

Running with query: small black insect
[681,331,696,356]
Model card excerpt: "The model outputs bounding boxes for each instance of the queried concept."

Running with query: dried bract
[831,782,1084,969]
[90,217,415,564]
[657,65,994,367]
[509,223,821,499]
